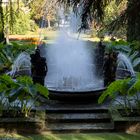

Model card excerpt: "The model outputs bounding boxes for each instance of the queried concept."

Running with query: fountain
[45,33,103,92]
[44,38,135,99]
[8,8,135,100]
[9,52,31,77]
[8,43,135,100]
[116,53,135,79]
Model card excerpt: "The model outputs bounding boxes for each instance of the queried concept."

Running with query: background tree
[127,0,140,41]
[0,0,5,42]
[29,0,58,28]
[58,0,140,41]
[100,0,127,39]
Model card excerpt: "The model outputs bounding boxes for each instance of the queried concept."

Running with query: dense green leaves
[0,75,49,117]
[98,76,138,104]
[98,79,130,104]
[36,83,49,98]
[98,75,140,115]
[0,43,35,74]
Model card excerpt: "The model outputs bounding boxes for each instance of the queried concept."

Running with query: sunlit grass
[0,133,140,140]
[9,29,123,46]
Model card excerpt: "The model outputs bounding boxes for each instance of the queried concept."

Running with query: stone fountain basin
[47,68,133,101]
[48,87,106,101]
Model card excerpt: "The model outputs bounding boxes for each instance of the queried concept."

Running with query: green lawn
[1,133,140,140]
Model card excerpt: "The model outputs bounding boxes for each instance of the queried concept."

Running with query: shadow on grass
[5,133,138,140]
[1,132,140,140]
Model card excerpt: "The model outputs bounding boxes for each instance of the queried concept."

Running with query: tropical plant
[98,76,140,116]
[104,40,130,53]
[104,40,140,72]
[0,42,35,74]
[0,74,49,117]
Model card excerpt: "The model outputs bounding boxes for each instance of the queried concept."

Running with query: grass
[0,133,140,140]
[9,30,58,45]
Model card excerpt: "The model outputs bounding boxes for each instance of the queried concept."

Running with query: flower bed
[9,36,40,45]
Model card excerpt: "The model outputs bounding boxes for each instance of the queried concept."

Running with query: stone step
[45,122,114,132]
[36,100,109,113]
[46,113,111,123]
[45,108,109,113]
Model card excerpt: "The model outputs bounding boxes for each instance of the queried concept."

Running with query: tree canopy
[58,0,140,41]
[0,0,140,42]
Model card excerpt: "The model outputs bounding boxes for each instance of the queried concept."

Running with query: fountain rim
[47,87,106,100]
[48,87,106,93]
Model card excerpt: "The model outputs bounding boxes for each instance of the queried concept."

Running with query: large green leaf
[133,57,140,68]
[8,87,22,102]
[35,83,49,98]
[98,80,123,104]
[16,76,33,85]
[0,74,15,85]
[128,79,140,95]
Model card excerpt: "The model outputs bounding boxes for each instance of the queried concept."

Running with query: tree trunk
[0,0,5,42]
[5,25,9,44]
[47,18,51,28]
[127,0,140,41]
[5,4,9,44]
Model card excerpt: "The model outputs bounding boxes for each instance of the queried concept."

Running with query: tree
[127,0,140,41]
[58,0,140,41]
[29,0,58,28]
[100,0,127,39]
[0,0,5,42]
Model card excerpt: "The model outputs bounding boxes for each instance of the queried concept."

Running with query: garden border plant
[0,42,36,74]
[98,74,140,132]
[0,74,49,117]
[0,74,49,133]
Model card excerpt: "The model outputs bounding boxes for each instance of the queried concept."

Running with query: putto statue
[95,40,106,77]
[30,49,48,85]
[103,51,118,86]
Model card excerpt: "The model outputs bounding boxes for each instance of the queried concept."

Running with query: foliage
[29,0,58,28]
[105,40,130,53]
[0,0,5,42]
[0,42,35,74]
[58,0,140,41]
[98,76,140,116]
[0,74,49,117]
[98,79,130,104]
[3,1,38,35]
[96,0,127,38]
[128,41,140,71]
[104,40,140,72]
[10,11,32,34]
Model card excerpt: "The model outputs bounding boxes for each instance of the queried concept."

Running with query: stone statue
[30,49,48,85]
[103,51,118,86]
[95,40,106,77]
